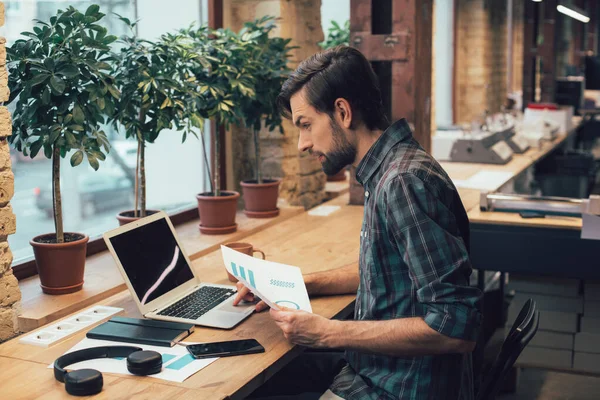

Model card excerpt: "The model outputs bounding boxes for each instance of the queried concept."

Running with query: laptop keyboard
[157,286,236,320]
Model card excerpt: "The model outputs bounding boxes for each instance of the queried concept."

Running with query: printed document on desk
[48,338,217,382]
[221,245,312,312]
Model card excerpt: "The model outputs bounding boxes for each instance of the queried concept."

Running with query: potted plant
[319,20,350,182]
[111,17,202,225]
[237,17,294,218]
[7,5,118,294]
[182,26,257,234]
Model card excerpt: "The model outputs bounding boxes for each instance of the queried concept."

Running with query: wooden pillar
[539,0,558,103]
[587,0,597,55]
[350,0,433,151]
[522,0,557,106]
[349,0,433,205]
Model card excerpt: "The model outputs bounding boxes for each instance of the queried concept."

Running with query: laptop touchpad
[217,301,254,313]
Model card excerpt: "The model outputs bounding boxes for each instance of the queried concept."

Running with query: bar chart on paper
[221,245,313,312]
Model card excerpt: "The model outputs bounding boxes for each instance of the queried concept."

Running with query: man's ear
[334,98,352,129]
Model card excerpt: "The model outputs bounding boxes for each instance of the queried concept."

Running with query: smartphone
[186,339,265,359]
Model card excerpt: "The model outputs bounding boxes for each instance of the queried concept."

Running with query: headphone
[53,346,162,396]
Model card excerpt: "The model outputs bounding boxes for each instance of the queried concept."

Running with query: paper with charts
[48,338,217,383]
[220,245,312,313]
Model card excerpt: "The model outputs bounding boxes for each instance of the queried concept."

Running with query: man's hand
[269,308,336,348]
[232,282,269,312]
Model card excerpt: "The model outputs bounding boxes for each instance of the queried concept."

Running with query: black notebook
[86,316,194,347]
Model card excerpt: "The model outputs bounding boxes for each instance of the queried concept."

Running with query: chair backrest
[476,299,539,400]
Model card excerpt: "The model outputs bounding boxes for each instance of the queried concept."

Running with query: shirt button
[365,191,370,197]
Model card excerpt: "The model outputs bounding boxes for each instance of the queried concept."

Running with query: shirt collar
[355,119,412,186]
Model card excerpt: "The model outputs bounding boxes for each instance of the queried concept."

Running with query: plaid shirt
[329,119,482,400]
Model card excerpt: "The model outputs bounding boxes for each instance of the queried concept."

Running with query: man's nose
[297,131,313,153]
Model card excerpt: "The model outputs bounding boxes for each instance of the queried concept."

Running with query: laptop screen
[109,217,194,305]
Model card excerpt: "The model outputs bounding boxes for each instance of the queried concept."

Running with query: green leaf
[30,139,44,158]
[41,87,51,105]
[106,85,120,99]
[49,76,66,94]
[56,64,79,78]
[69,124,85,132]
[72,104,84,124]
[85,5,100,17]
[87,153,99,170]
[70,150,84,167]
[29,73,50,87]
[43,143,53,159]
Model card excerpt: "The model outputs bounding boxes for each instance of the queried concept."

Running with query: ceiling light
[557,4,590,23]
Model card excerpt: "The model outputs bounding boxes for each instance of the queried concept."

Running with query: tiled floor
[498,368,600,400]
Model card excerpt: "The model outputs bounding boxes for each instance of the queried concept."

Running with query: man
[234,46,482,400]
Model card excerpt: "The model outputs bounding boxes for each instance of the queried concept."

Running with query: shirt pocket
[360,227,384,283]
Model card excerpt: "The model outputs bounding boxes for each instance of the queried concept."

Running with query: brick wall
[511,0,524,94]
[224,0,326,209]
[0,1,20,342]
[455,0,508,124]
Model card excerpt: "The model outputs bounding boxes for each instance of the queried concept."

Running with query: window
[3,0,210,265]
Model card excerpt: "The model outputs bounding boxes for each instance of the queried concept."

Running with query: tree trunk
[200,123,213,193]
[52,146,64,243]
[140,138,146,217]
[254,128,262,184]
[214,120,221,196]
[134,138,141,218]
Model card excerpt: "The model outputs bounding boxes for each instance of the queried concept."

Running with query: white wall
[434,0,454,127]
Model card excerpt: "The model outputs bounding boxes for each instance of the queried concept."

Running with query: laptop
[103,211,254,329]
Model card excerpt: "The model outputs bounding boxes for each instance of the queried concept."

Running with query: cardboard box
[512,292,583,314]
[583,300,600,318]
[508,275,580,297]
[574,333,600,354]
[581,317,600,334]
[517,346,573,369]
[584,281,600,301]
[508,307,579,333]
[574,352,600,373]
[530,331,574,350]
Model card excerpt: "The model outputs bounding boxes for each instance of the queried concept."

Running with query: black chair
[476,299,539,400]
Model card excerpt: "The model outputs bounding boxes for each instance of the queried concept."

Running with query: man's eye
[303,124,310,129]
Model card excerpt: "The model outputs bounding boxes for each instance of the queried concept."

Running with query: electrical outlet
[19,305,123,348]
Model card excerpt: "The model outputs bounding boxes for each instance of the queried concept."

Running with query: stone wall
[0,1,20,342]
[224,0,327,209]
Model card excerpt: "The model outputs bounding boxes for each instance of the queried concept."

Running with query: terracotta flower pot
[326,168,347,182]
[196,191,240,234]
[116,210,160,226]
[240,179,281,218]
[30,233,89,295]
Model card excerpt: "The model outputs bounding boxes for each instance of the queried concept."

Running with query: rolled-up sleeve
[385,173,482,342]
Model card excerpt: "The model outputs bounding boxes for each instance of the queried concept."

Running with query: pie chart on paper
[275,300,300,310]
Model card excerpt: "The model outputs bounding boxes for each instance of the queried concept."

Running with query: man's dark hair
[277,46,389,131]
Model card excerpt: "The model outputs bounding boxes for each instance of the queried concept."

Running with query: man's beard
[320,120,356,175]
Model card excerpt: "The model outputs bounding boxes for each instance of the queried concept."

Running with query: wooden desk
[440,129,576,192]
[0,194,361,400]
[17,207,304,332]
